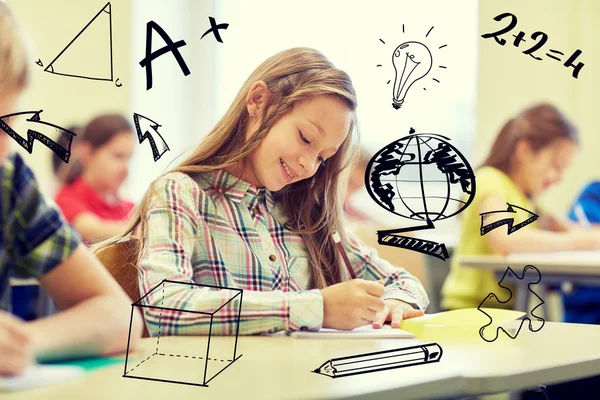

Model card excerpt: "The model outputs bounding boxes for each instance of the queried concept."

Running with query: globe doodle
[365,131,476,224]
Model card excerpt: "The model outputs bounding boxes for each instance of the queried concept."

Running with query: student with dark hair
[442,103,600,311]
[55,114,136,244]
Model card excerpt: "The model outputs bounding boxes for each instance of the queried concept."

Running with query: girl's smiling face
[241,93,353,191]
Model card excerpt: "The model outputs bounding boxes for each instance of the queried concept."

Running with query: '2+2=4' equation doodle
[481,12,585,79]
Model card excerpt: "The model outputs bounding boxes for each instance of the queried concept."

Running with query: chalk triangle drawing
[44,2,114,81]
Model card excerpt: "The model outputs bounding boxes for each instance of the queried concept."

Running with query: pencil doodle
[377,25,447,109]
[481,12,585,79]
[0,110,76,163]
[40,2,119,85]
[132,113,169,161]
[139,21,191,90]
[365,128,476,260]
[313,343,443,378]
[478,265,545,342]
[124,279,243,387]
[200,16,229,43]
[480,203,539,235]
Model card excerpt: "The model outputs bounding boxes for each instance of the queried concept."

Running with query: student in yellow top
[441,103,600,310]
[0,3,142,376]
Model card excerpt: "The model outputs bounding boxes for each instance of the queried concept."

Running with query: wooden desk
[5,322,600,400]
[460,251,600,311]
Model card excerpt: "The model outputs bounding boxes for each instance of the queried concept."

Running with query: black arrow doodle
[132,113,169,162]
[478,265,545,342]
[480,203,539,235]
[0,110,76,163]
[377,219,450,261]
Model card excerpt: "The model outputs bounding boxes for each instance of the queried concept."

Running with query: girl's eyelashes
[299,131,326,165]
[299,131,311,144]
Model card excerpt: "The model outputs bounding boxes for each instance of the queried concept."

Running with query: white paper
[288,324,415,339]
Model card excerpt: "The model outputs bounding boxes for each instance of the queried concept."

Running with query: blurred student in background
[0,1,141,376]
[343,146,373,224]
[55,115,135,244]
[442,103,600,311]
[561,181,600,324]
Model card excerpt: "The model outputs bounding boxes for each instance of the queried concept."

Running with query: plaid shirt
[139,170,429,336]
[0,152,80,311]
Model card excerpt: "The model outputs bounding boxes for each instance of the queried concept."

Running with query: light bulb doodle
[392,41,432,109]
[377,24,447,109]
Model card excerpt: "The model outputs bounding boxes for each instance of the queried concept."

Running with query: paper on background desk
[288,323,415,339]
[0,364,84,392]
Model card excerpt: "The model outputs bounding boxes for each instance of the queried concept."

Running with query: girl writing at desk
[442,103,600,311]
[97,47,428,336]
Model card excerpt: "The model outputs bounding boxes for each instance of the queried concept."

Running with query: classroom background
[7,0,600,318]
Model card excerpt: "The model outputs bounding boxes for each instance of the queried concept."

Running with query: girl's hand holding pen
[319,279,424,330]
[0,310,34,376]
[320,279,386,330]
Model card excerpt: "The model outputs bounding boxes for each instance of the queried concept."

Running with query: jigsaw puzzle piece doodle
[478,265,545,342]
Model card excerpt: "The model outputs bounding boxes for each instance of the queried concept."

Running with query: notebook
[0,364,84,392]
[400,308,526,340]
[288,323,415,339]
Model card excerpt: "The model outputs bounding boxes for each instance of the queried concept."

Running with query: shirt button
[253,206,260,214]
[269,254,276,262]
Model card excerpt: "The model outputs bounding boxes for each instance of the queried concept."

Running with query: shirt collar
[200,169,275,212]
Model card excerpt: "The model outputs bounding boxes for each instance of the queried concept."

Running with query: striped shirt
[0,152,80,311]
[139,169,429,336]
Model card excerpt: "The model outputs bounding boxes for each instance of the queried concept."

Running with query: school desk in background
[460,252,600,312]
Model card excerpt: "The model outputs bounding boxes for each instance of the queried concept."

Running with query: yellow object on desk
[401,308,526,341]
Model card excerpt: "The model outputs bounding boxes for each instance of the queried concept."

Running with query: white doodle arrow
[133,113,169,162]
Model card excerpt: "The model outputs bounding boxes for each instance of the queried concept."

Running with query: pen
[332,231,357,279]
[312,343,443,378]
[574,203,591,228]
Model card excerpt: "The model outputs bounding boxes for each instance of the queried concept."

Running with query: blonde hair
[0,2,31,92]
[96,47,359,289]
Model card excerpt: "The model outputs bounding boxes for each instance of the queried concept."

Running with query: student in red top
[55,114,135,244]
